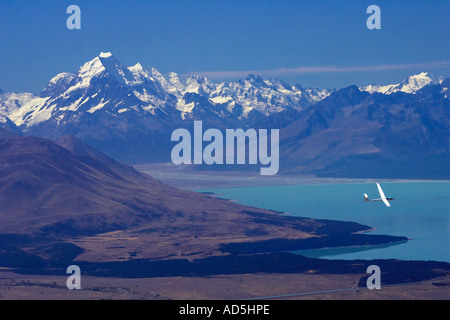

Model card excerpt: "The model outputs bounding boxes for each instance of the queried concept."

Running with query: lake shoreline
[193,181,450,263]
[134,163,450,189]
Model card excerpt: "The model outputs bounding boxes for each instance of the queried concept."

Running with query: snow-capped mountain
[359,72,443,95]
[1,54,446,131]
[0,52,448,170]
[0,91,36,117]
[0,90,36,133]
[0,113,22,134]
[3,52,330,131]
[150,69,331,119]
[0,51,335,163]
[7,52,180,129]
[280,78,450,179]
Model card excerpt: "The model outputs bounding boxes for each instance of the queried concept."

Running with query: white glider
[364,183,394,207]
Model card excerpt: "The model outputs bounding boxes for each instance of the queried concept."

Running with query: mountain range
[280,80,450,178]
[0,52,448,178]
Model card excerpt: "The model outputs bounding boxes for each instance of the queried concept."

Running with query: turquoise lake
[198,182,450,262]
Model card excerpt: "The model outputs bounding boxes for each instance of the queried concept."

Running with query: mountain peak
[404,72,432,81]
[246,74,264,82]
[130,62,143,70]
[409,71,432,79]
[398,72,441,94]
[405,72,443,84]
[77,55,108,83]
[244,74,268,88]
[128,62,147,78]
[40,72,76,97]
[99,51,113,59]
[48,72,76,85]
[360,72,443,95]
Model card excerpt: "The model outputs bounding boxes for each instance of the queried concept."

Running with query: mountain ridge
[1,129,395,265]
[6,52,443,130]
[279,80,450,178]
[0,53,448,178]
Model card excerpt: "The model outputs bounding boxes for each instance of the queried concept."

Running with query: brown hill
[0,133,337,262]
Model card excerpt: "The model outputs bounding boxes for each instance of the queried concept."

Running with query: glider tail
[364,193,370,202]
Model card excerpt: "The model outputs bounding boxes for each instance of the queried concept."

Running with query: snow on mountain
[150,72,330,118]
[0,53,335,129]
[9,96,52,127]
[40,72,76,98]
[303,87,334,103]
[0,91,38,127]
[49,72,76,86]
[67,51,136,92]
[0,53,448,169]
[219,75,306,116]
[360,72,443,95]
[3,53,181,128]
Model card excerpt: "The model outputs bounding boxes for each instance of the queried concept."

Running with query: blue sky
[0,0,449,93]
